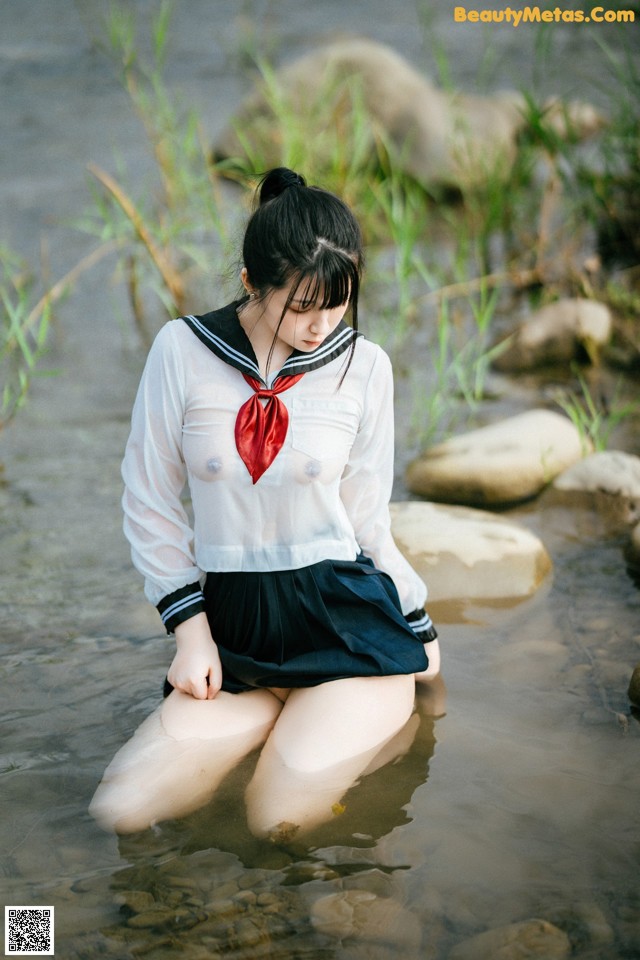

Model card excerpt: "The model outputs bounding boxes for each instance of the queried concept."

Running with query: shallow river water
[1,2,639,958]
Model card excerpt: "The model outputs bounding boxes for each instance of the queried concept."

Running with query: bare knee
[89,782,155,834]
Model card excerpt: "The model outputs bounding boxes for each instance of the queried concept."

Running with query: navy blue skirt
[195,554,428,693]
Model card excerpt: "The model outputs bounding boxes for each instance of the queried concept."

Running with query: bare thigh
[245,674,416,838]
[90,688,283,834]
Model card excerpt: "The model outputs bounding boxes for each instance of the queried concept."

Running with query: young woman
[90,168,440,839]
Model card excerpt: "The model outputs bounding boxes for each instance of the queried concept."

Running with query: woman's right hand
[167,613,223,700]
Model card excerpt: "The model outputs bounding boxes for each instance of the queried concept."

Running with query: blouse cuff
[157,582,206,634]
[406,608,438,643]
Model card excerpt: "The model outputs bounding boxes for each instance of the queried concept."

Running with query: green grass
[0,248,52,431]
[551,367,640,455]
[66,4,639,451]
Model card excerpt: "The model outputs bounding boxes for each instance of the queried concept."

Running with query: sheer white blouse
[121,314,427,625]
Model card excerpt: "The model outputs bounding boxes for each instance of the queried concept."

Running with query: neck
[237,300,292,381]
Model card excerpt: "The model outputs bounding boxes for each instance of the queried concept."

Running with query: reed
[73,6,637,449]
[551,369,639,455]
[79,2,235,340]
[0,249,52,431]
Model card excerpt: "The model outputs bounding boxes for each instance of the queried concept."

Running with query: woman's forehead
[287,272,351,306]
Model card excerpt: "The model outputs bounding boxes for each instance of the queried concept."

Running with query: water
[1,2,639,957]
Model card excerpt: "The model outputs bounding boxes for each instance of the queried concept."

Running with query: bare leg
[245,674,416,840]
[90,688,283,834]
[415,638,441,681]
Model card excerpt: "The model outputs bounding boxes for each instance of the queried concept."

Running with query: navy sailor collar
[182,299,358,385]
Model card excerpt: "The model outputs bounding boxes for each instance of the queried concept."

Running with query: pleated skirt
[199,554,428,693]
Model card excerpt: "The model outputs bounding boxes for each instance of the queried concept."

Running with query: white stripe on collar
[184,314,262,379]
[281,326,356,372]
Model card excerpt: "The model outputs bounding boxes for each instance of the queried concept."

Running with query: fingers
[206,665,223,700]
[167,640,223,700]
[167,669,210,700]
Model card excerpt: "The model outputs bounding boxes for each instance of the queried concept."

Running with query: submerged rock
[493,298,612,371]
[406,410,585,506]
[213,39,603,191]
[390,500,551,602]
[310,890,422,947]
[448,918,571,960]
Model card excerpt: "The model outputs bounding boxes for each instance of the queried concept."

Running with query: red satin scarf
[234,373,304,484]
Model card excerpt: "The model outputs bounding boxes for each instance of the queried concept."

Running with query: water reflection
[73,684,443,958]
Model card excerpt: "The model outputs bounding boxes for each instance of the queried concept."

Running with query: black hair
[241,167,364,378]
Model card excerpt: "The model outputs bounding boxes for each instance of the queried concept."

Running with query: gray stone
[448,918,571,960]
[213,40,603,191]
[406,410,585,506]
[493,299,612,371]
[390,501,551,602]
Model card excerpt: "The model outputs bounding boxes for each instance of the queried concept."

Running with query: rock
[493,299,612,370]
[554,451,640,519]
[406,410,586,506]
[448,918,571,960]
[553,450,640,528]
[116,889,156,914]
[310,890,422,947]
[629,663,640,707]
[213,39,603,192]
[126,907,176,928]
[546,900,615,950]
[390,501,551,602]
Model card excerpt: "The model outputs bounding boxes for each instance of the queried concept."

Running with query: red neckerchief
[234,373,304,483]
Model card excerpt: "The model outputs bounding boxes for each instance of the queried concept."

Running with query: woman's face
[242,270,350,354]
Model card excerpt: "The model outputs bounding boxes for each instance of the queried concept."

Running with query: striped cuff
[157,582,206,634]
[406,608,438,643]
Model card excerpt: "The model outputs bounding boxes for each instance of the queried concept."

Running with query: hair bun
[258,167,307,205]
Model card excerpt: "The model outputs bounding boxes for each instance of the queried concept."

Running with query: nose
[308,310,332,334]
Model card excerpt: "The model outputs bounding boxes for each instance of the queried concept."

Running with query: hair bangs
[294,249,359,311]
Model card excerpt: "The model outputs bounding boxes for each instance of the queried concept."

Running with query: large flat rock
[390,500,551,602]
[406,409,586,506]
[493,298,613,371]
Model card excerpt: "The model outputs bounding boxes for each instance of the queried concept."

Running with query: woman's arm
[340,347,439,671]
[340,347,428,614]
[122,324,217,695]
[122,323,203,606]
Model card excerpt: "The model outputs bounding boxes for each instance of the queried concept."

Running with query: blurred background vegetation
[2,1,638,449]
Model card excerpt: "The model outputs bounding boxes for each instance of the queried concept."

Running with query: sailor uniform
[122,301,437,692]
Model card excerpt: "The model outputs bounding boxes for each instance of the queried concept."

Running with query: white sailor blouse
[121,301,432,638]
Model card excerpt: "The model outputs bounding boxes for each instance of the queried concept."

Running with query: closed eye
[289,304,314,315]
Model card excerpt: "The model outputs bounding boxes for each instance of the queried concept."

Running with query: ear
[240,267,254,294]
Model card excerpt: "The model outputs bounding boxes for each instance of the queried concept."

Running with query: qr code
[5,906,54,956]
